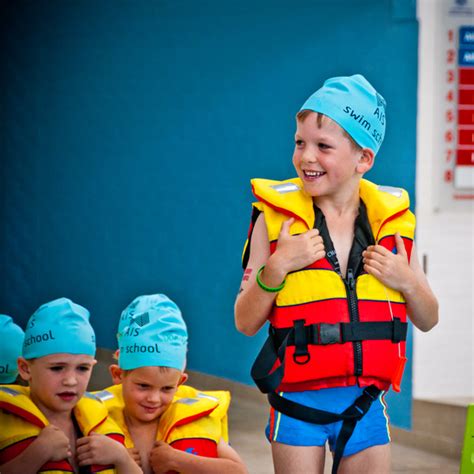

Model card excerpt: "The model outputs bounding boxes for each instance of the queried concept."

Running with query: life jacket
[0,385,124,473]
[243,177,415,474]
[243,177,415,394]
[94,384,230,459]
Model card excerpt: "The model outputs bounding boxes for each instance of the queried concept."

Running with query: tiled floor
[227,393,460,474]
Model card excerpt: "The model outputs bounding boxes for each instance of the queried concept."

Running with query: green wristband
[256,265,286,293]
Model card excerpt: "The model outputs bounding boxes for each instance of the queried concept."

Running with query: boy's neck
[314,193,360,218]
[124,410,161,432]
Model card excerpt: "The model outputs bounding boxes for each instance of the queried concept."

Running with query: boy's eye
[163,386,176,392]
[318,143,330,150]
[295,139,304,147]
[137,383,150,389]
[50,366,64,372]
[77,366,91,373]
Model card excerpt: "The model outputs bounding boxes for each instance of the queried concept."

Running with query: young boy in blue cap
[235,74,439,474]
[0,314,24,384]
[95,294,247,474]
[0,297,141,474]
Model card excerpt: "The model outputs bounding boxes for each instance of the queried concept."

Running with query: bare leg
[338,444,391,474]
[272,442,326,474]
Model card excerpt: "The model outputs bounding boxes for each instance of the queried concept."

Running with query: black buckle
[319,323,341,344]
[293,319,311,365]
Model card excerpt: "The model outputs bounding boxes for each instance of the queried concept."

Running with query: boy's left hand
[362,232,414,293]
[76,432,127,467]
[149,441,177,473]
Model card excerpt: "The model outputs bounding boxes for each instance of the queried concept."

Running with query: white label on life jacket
[378,185,403,198]
[0,386,20,396]
[94,390,114,401]
[176,398,199,405]
[197,392,218,401]
[271,183,300,194]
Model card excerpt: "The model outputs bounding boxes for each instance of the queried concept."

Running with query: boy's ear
[109,364,124,384]
[178,372,188,386]
[356,148,375,174]
[17,357,32,382]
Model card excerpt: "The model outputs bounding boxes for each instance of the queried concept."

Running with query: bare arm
[76,432,142,474]
[150,439,248,474]
[234,214,325,336]
[363,233,439,332]
[0,425,71,474]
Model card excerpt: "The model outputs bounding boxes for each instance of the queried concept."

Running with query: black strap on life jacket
[267,385,382,474]
[251,318,407,394]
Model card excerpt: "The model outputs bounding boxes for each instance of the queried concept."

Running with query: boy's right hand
[128,447,142,467]
[36,424,72,461]
[273,218,325,273]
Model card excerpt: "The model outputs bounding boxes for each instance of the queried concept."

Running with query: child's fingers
[394,232,407,257]
[279,218,295,238]
[76,437,89,448]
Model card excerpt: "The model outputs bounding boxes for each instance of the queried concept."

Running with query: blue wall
[0,0,417,428]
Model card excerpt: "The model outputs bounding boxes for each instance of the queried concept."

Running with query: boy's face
[118,366,186,424]
[18,354,96,417]
[293,112,373,199]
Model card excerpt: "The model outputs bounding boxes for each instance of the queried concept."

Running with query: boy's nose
[302,148,318,164]
[63,371,78,386]
[146,391,162,405]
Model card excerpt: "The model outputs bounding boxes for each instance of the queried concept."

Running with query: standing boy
[0,297,141,474]
[96,293,247,474]
[235,74,438,474]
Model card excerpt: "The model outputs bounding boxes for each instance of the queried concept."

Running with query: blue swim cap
[118,294,188,371]
[23,298,96,359]
[0,315,24,383]
[300,74,386,154]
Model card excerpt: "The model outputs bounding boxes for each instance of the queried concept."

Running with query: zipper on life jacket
[345,269,363,376]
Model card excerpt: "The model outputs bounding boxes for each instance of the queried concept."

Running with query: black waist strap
[251,318,406,394]
[268,385,381,474]
[272,318,407,347]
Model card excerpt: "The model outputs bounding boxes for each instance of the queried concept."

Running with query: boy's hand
[36,424,72,461]
[128,447,142,467]
[76,432,127,467]
[362,233,414,292]
[149,440,177,473]
[273,218,325,273]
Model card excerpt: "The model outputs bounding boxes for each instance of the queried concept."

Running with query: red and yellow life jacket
[94,384,229,459]
[0,385,124,473]
[244,177,415,393]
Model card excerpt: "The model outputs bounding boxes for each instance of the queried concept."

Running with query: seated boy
[0,314,24,384]
[95,293,248,474]
[0,297,141,474]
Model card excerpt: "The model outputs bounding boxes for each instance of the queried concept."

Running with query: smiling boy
[235,75,438,474]
[95,294,247,474]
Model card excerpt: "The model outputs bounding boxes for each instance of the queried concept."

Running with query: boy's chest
[130,427,158,474]
[325,217,356,277]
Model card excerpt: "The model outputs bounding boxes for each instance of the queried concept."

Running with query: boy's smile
[292,112,368,201]
[120,366,186,424]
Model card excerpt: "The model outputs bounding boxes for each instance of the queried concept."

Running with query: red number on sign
[447,70,455,83]
[447,49,456,63]
[446,110,454,122]
[446,90,454,102]
[444,170,453,182]
[446,150,453,162]
[445,131,453,142]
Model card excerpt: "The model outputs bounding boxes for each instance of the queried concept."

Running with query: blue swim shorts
[266,385,390,457]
